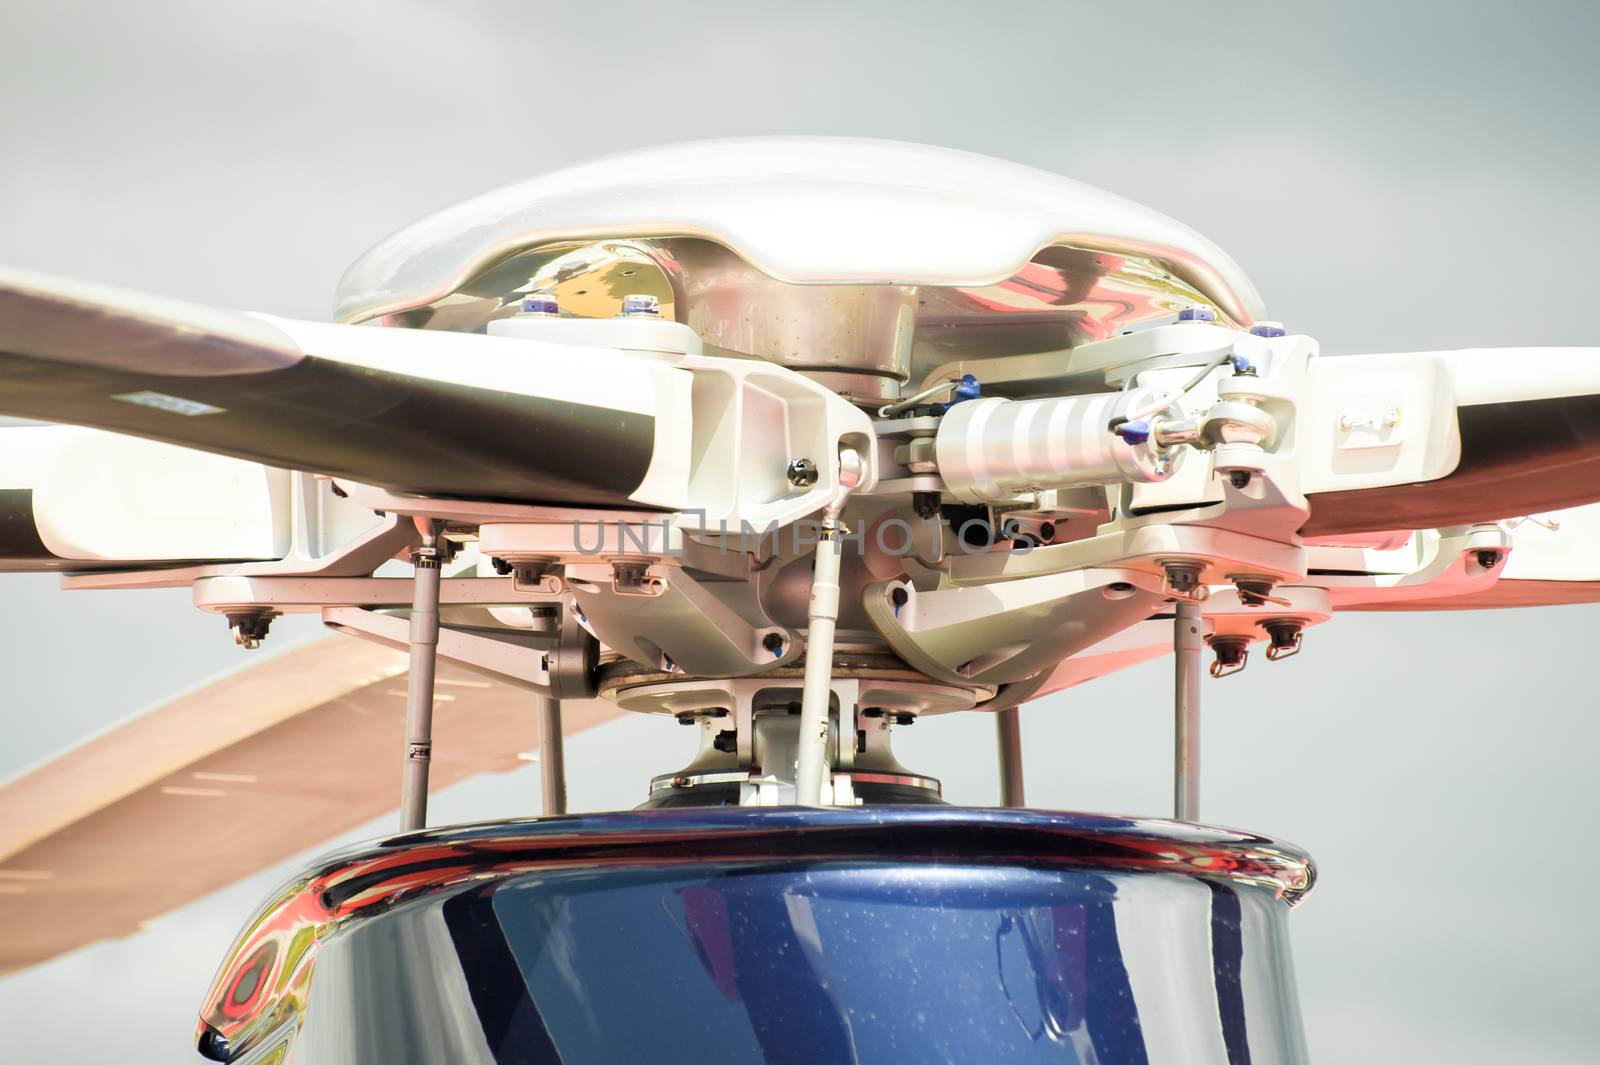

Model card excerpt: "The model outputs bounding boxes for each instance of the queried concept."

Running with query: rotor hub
[601,653,972,807]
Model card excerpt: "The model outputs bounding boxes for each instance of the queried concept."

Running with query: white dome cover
[335,137,1266,326]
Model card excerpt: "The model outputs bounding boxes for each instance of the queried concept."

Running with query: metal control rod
[794,532,844,805]
[536,694,566,815]
[1173,598,1203,821]
[398,520,444,831]
[794,449,863,806]
[996,707,1025,807]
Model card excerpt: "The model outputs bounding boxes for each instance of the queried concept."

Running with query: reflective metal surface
[200,808,1313,1064]
[338,139,1264,325]
[639,696,946,807]
[361,236,1227,403]
[335,139,1266,400]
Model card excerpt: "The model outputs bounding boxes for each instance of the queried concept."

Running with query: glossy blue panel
[204,809,1312,1064]
[457,864,1145,1063]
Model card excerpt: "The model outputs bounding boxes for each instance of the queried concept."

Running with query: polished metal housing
[197,808,1315,1064]
[335,138,1266,401]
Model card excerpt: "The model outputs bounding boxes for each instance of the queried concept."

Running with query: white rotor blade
[0,424,293,569]
[0,266,671,507]
[1304,347,1600,535]
[1343,502,1600,611]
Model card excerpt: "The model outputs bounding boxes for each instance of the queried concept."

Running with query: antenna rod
[399,519,444,832]
[1173,597,1203,821]
[536,694,567,815]
[996,707,1025,807]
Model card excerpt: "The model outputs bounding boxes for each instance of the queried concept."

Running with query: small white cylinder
[934,390,1181,503]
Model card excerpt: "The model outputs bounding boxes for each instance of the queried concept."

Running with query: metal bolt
[1236,579,1270,606]
[948,373,982,405]
[1164,561,1206,596]
[1208,635,1250,678]
[612,561,650,591]
[518,294,560,316]
[1262,620,1303,661]
[675,708,728,726]
[620,293,661,318]
[762,632,786,657]
[1476,550,1502,569]
[1114,419,1152,445]
[787,458,819,486]
[1177,305,1217,323]
[1249,321,1286,338]
[1234,577,1291,608]
[227,612,273,650]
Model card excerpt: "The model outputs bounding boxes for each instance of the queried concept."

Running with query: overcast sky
[1,2,1598,1061]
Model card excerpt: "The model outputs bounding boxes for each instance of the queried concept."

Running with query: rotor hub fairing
[337,137,1265,403]
[357,235,1237,404]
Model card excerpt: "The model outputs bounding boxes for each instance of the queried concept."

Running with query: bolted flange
[1261,619,1305,661]
[1207,634,1250,678]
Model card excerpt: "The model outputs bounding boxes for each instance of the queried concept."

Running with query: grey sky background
[1,1,1597,1061]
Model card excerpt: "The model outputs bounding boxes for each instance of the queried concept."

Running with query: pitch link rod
[1173,591,1204,822]
[530,607,567,815]
[536,694,566,815]
[996,707,1026,807]
[794,449,865,806]
[399,519,445,832]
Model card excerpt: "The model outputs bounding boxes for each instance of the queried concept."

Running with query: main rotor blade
[1341,501,1600,610]
[1339,579,1600,611]
[0,635,624,976]
[1304,348,1600,535]
[0,267,667,507]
